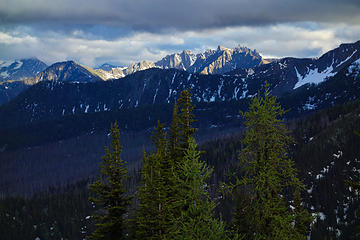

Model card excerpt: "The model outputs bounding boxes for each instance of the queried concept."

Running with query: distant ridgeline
[0,40,359,107]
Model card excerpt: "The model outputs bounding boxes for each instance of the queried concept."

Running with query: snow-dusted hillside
[0,58,47,82]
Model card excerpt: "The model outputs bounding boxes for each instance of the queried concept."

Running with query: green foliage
[135,90,198,239]
[89,122,131,240]
[135,121,173,239]
[232,86,311,239]
[170,138,226,239]
[169,100,180,160]
[135,90,226,239]
[177,89,196,151]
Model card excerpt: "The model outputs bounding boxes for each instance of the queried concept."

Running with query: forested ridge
[0,91,359,239]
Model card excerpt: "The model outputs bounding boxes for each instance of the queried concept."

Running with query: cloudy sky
[1,0,360,67]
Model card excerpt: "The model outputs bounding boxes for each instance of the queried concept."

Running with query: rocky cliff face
[124,61,156,76]
[155,50,196,70]
[188,45,264,74]
[95,45,264,78]
[94,68,125,80]
[155,45,264,75]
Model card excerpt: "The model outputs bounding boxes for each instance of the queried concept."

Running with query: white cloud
[0,32,37,45]
[0,23,359,67]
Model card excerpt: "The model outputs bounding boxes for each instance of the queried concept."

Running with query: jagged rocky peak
[94,63,127,80]
[124,61,156,75]
[188,44,264,74]
[35,60,103,83]
[217,45,231,51]
[95,44,265,77]
[203,48,217,57]
[94,68,125,80]
[155,50,196,70]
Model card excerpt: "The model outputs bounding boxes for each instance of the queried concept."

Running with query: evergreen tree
[89,122,131,240]
[169,100,180,160]
[293,189,313,238]
[230,189,252,238]
[232,86,312,239]
[168,90,198,222]
[135,150,157,239]
[136,90,204,239]
[135,121,173,239]
[170,137,226,240]
[177,89,196,151]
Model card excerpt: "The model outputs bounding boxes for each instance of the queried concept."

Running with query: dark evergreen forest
[0,96,359,240]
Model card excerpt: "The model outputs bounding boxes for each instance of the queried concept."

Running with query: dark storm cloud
[1,0,360,31]
[1,0,360,67]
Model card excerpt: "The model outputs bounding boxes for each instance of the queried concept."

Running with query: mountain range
[0,41,359,128]
[0,40,360,238]
[0,44,265,104]
[0,41,357,109]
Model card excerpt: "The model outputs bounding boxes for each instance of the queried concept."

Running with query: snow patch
[233,87,240,100]
[0,60,13,68]
[302,96,317,110]
[0,71,9,78]
[279,62,287,69]
[167,88,173,103]
[336,49,358,67]
[303,103,316,110]
[218,79,224,99]
[347,58,360,77]
[187,73,192,81]
[171,72,176,85]
[240,89,248,99]
[294,64,336,89]
[315,173,324,180]
[318,212,326,220]
[333,150,343,159]
[13,61,23,70]
[247,68,254,76]
[153,88,158,104]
